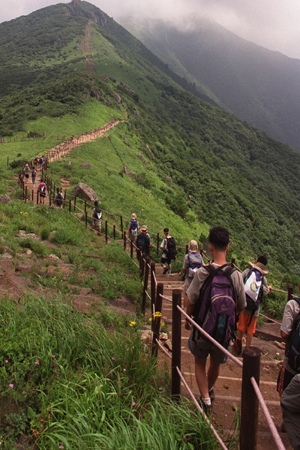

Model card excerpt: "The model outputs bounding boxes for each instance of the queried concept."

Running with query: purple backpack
[193,264,236,346]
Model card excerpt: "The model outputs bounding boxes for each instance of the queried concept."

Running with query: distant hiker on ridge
[92,201,102,236]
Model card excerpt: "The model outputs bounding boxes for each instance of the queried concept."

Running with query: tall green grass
[0,296,218,449]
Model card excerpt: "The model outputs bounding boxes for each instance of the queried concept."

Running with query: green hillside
[1,0,300,283]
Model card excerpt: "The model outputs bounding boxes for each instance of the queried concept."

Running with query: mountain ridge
[121,16,300,151]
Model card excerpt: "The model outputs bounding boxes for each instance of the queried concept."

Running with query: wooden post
[288,285,294,300]
[85,212,88,227]
[151,262,156,333]
[130,239,134,258]
[84,200,87,214]
[120,216,123,234]
[231,257,236,267]
[105,221,108,244]
[141,257,150,315]
[186,244,188,254]
[152,283,163,357]
[113,225,116,240]
[49,193,52,206]
[172,289,182,400]
[123,232,126,251]
[139,251,145,279]
[240,347,260,450]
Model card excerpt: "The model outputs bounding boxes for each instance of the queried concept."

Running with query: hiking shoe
[234,339,242,355]
[209,389,215,403]
[163,267,168,274]
[199,399,212,417]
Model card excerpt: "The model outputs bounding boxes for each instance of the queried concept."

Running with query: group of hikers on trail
[126,214,178,269]
[180,226,299,448]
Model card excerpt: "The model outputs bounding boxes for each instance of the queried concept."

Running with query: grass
[0,296,218,449]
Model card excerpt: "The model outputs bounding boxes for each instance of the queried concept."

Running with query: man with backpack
[234,255,271,354]
[185,227,246,414]
[92,201,102,236]
[54,188,63,209]
[160,228,177,274]
[127,213,139,244]
[277,295,300,434]
[136,225,151,260]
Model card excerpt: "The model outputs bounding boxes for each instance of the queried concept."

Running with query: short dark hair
[94,201,98,206]
[257,255,268,266]
[209,226,230,251]
[163,228,169,233]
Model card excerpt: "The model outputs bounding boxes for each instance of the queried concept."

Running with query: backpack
[187,252,203,278]
[130,220,138,236]
[136,233,150,253]
[166,237,177,260]
[56,193,63,206]
[39,183,45,193]
[244,268,264,312]
[31,169,36,177]
[192,264,236,346]
[286,297,300,373]
[93,206,102,220]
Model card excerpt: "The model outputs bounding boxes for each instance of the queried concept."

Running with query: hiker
[92,201,102,235]
[234,255,271,354]
[127,213,139,243]
[280,373,300,449]
[136,225,151,260]
[160,228,177,274]
[185,226,246,414]
[24,163,30,182]
[31,166,37,185]
[54,188,63,209]
[178,240,203,308]
[38,180,46,204]
[277,295,300,400]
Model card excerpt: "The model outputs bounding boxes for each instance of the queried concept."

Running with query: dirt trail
[80,20,94,73]
[155,265,291,450]
[46,120,122,162]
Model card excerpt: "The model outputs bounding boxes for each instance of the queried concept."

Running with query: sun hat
[141,225,147,232]
[131,213,137,220]
[188,240,199,252]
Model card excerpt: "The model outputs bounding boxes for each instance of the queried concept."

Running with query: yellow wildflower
[129,321,136,327]
[154,312,162,318]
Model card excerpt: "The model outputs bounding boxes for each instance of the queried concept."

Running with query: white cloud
[1,0,300,58]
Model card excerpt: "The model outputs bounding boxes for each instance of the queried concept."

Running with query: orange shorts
[237,312,258,335]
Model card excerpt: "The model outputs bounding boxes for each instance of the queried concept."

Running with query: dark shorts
[188,333,230,365]
[161,256,172,265]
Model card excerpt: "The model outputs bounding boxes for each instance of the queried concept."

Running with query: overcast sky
[2,0,300,59]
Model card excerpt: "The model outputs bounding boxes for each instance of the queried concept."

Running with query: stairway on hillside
[153,264,291,450]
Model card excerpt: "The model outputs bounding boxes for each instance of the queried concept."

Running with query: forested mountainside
[1,0,300,280]
[121,17,300,152]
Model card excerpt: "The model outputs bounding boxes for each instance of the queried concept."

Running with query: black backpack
[166,237,177,260]
[286,297,300,373]
[93,206,102,220]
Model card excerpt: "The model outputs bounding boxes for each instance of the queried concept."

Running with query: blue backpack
[192,264,236,346]
[130,220,138,236]
[286,297,300,373]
